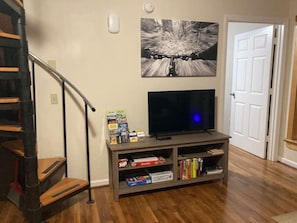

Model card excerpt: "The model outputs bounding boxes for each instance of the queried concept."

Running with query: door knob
[230,93,235,99]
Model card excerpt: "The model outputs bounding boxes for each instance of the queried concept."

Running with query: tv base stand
[204,129,213,135]
[106,131,229,201]
[156,135,172,141]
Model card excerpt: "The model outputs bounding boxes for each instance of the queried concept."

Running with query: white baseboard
[278,156,297,169]
[90,179,109,188]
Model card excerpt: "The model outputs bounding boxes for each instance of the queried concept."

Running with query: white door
[230,26,274,158]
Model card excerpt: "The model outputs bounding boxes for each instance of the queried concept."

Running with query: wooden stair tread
[0,97,20,103]
[0,67,19,72]
[0,139,24,156]
[38,157,66,182]
[0,120,21,132]
[40,178,89,207]
[0,32,21,40]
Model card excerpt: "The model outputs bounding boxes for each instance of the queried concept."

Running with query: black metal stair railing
[28,52,96,203]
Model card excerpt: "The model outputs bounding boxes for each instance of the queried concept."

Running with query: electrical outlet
[51,94,58,104]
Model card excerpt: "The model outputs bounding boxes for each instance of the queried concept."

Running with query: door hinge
[273,26,279,45]
[265,135,270,143]
[273,37,278,45]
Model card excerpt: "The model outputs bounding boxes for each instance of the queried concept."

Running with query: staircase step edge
[0,32,21,40]
[40,178,89,207]
[0,139,24,156]
[0,121,22,132]
[0,67,19,72]
[0,97,20,104]
[38,157,66,182]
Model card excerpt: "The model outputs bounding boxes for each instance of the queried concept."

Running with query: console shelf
[106,131,229,201]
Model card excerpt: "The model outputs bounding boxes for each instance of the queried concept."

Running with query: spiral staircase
[0,1,95,222]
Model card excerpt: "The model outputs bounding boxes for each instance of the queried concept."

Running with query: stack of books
[179,157,203,180]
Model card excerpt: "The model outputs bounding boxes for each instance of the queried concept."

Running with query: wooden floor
[1,145,297,223]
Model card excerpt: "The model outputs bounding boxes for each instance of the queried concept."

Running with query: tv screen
[148,89,215,137]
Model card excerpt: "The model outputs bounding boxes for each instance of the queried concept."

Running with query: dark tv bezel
[148,89,216,137]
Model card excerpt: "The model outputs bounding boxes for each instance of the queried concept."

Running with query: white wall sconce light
[108,13,120,34]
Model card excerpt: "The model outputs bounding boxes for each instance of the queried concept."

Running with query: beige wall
[279,0,297,167]
[24,0,293,186]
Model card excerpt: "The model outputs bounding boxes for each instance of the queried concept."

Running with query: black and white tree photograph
[141,18,218,77]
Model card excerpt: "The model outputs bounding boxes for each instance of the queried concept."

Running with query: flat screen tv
[148,89,215,138]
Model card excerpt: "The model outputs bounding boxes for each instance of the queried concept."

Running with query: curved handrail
[28,52,96,112]
[29,51,95,202]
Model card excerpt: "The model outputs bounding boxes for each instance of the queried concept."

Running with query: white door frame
[222,15,289,161]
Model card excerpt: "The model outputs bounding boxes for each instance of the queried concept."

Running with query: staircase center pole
[17,7,42,223]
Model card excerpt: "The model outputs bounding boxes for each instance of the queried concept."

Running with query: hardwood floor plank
[1,145,297,222]
[42,191,99,223]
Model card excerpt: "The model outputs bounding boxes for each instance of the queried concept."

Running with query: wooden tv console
[106,131,229,201]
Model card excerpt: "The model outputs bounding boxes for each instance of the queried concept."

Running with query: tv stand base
[204,129,213,135]
[156,136,172,141]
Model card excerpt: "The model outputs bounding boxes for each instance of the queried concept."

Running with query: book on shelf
[129,154,166,167]
[192,157,197,178]
[125,171,152,187]
[179,157,203,180]
[205,165,223,175]
[149,170,173,183]
[207,148,224,155]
